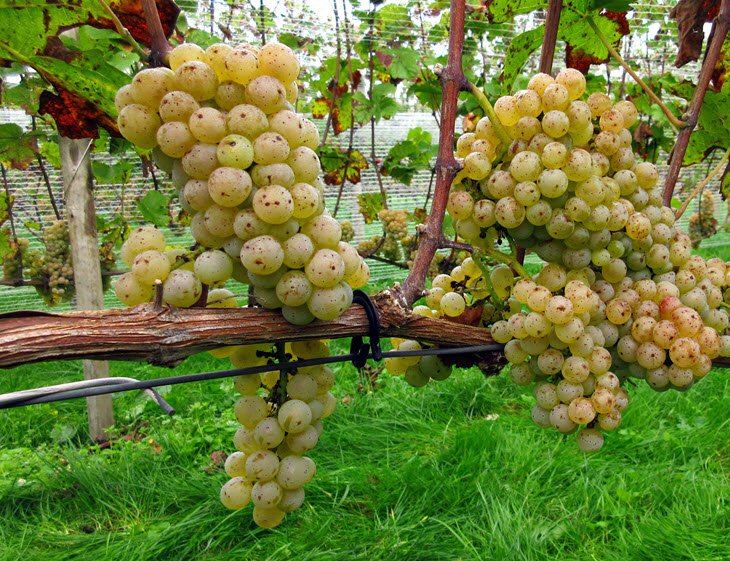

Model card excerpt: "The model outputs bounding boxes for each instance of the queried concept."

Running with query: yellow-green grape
[131,250,171,284]
[440,292,466,317]
[174,60,219,101]
[220,477,253,510]
[114,272,154,306]
[168,43,206,71]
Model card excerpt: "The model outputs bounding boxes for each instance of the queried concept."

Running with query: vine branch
[141,0,171,66]
[401,0,467,305]
[539,0,562,74]
[662,0,730,207]
[587,17,684,129]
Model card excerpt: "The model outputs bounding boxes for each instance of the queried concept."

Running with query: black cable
[0,344,504,410]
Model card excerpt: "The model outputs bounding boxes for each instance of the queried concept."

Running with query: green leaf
[185,29,221,49]
[501,25,545,94]
[590,0,633,9]
[357,193,385,224]
[387,47,421,80]
[560,1,629,66]
[381,127,435,186]
[0,123,38,169]
[484,0,546,23]
[354,83,398,123]
[137,190,170,227]
[92,160,133,184]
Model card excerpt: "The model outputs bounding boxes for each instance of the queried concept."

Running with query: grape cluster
[22,221,76,305]
[220,340,336,528]
[688,191,717,247]
[2,238,29,282]
[439,69,730,452]
[114,41,372,528]
[115,40,370,325]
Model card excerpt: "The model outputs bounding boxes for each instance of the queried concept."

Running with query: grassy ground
[1,343,729,561]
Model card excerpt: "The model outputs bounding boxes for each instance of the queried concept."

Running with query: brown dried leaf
[39,88,119,139]
[670,0,720,68]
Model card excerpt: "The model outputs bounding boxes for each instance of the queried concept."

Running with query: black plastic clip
[349,290,382,368]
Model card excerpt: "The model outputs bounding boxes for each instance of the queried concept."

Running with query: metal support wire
[0,345,503,411]
[0,377,175,415]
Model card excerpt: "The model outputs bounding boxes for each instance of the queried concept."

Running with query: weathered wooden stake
[59,135,114,442]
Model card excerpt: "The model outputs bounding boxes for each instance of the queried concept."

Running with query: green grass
[1,347,729,561]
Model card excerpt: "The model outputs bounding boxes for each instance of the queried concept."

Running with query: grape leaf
[385,47,421,81]
[381,127,436,186]
[590,0,634,10]
[483,0,545,23]
[137,190,170,227]
[0,0,178,62]
[682,90,730,165]
[670,0,720,68]
[0,123,38,169]
[354,83,398,124]
[357,193,385,224]
[319,146,369,186]
[560,2,630,70]
[501,25,544,94]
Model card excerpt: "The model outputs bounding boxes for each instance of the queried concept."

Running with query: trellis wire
[0,344,503,410]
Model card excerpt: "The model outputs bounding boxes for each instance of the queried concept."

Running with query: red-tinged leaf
[320,145,369,186]
[670,0,720,68]
[566,44,606,73]
[376,50,393,68]
[603,10,630,35]
[311,97,330,119]
[39,88,118,139]
[42,36,80,63]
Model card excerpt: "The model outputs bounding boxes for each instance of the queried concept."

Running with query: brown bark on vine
[0,294,497,369]
[662,0,730,207]
[401,0,466,305]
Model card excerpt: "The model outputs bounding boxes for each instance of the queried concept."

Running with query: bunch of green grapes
[115,40,369,328]
[443,69,730,452]
[113,41,374,528]
[23,221,75,305]
[339,219,355,243]
[378,209,409,241]
[688,191,717,247]
[2,238,28,282]
[220,340,337,528]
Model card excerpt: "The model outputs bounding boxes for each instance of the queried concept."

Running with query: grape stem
[479,246,530,279]
[97,0,147,60]
[586,17,685,130]
[539,0,563,74]
[465,81,512,160]
[662,0,730,207]
[401,0,467,306]
[268,342,290,409]
[471,251,504,311]
[675,146,730,220]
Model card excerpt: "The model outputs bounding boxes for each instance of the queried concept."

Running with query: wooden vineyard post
[58,135,114,442]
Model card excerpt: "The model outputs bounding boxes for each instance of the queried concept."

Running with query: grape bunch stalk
[113,40,371,528]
